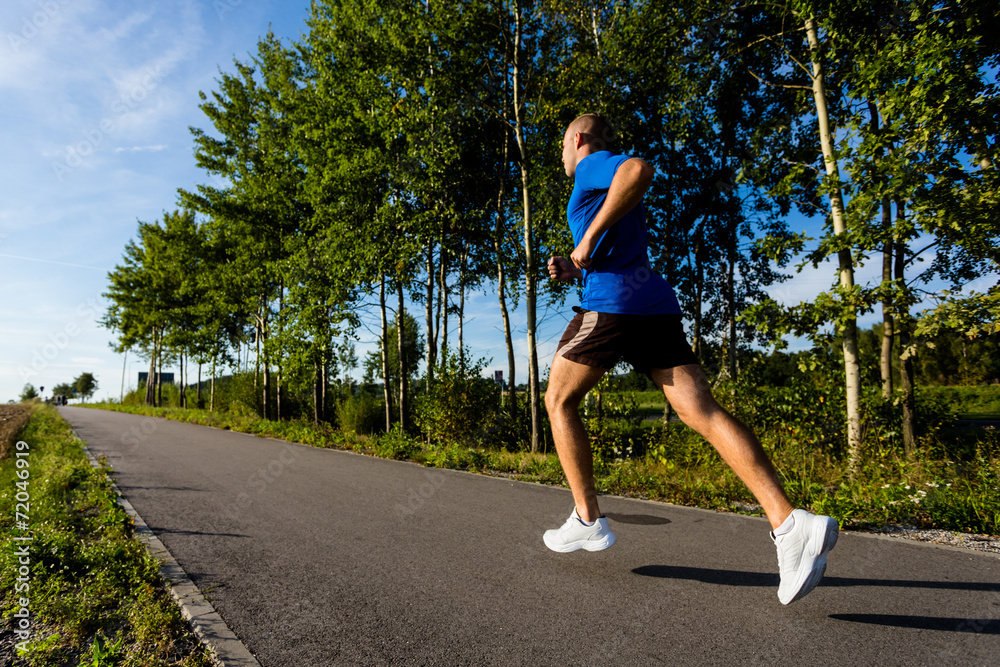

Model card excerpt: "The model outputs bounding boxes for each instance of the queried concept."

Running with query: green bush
[413,352,503,448]
[335,388,382,435]
[583,386,646,470]
[214,372,261,415]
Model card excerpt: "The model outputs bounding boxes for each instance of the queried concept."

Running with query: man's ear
[574,131,587,150]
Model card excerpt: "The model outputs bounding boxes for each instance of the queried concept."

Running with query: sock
[773,511,796,536]
[578,517,596,526]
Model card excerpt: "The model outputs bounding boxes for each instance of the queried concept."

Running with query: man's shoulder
[576,151,632,188]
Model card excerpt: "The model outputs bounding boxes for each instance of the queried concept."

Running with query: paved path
[60,407,1000,666]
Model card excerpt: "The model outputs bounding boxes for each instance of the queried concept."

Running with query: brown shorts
[555,307,699,374]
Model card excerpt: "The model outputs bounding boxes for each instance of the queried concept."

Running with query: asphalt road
[59,407,1000,666]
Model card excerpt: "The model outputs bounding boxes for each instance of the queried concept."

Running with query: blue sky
[1,1,990,404]
[1,0,315,402]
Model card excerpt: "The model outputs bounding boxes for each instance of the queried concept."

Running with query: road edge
[71,428,262,667]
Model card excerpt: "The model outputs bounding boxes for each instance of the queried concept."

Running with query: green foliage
[335,388,382,435]
[919,386,1000,418]
[51,383,75,401]
[214,373,262,417]
[369,426,420,461]
[74,372,98,401]
[413,352,501,448]
[363,312,425,387]
[582,381,646,472]
[19,383,38,402]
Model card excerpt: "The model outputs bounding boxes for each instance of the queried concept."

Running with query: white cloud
[70,357,103,365]
[114,144,167,153]
[98,10,152,42]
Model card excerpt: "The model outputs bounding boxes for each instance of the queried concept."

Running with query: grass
[919,385,1000,419]
[0,404,214,666]
[85,396,1000,537]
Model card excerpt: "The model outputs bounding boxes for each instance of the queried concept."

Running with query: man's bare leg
[545,354,608,523]
[651,364,794,530]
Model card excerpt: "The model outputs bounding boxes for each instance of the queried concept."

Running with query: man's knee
[545,387,576,414]
[672,389,725,426]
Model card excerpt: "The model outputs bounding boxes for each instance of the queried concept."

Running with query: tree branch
[904,239,941,268]
[746,67,811,90]
[782,157,823,175]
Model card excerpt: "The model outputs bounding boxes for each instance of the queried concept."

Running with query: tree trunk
[498,250,517,420]
[894,201,917,456]
[692,238,703,359]
[495,126,517,420]
[145,331,156,406]
[262,312,270,420]
[314,357,322,425]
[514,0,542,452]
[321,344,328,423]
[120,348,127,403]
[727,234,737,382]
[380,273,393,431]
[197,362,202,409]
[870,101,895,400]
[459,243,466,371]
[156,348,163,408]
[179,352,185,409]
[425,242,435,392]
[277,282,284,420]
[881,209,895,399]
[440,245,449,362]
[254,315,260,391]
[397,278,408,431]
[805,16,862,471]
[210,358,215,412]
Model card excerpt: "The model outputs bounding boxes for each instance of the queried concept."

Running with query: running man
[542,113,838,605]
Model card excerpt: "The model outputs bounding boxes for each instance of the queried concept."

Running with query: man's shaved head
[566,113,615,151]
[561,113,616,177]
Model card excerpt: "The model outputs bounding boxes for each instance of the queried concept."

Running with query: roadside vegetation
[0,404,213,666]
[89,352,1000,537]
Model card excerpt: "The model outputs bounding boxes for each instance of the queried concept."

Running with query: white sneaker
[543,507,617,553]
[772,509,839,604]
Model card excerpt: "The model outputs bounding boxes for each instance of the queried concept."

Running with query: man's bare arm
[569,158,654,270]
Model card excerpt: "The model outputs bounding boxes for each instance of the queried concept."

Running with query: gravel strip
[855,524,1000,555]
[727,501,1000,556]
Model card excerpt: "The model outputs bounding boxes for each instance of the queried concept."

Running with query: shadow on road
[633,565,1000,593]
[151,527,249,538]
[829,614,1000,634]
[605,513,671,525]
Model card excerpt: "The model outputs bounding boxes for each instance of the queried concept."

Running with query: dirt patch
[0,404,32,461]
